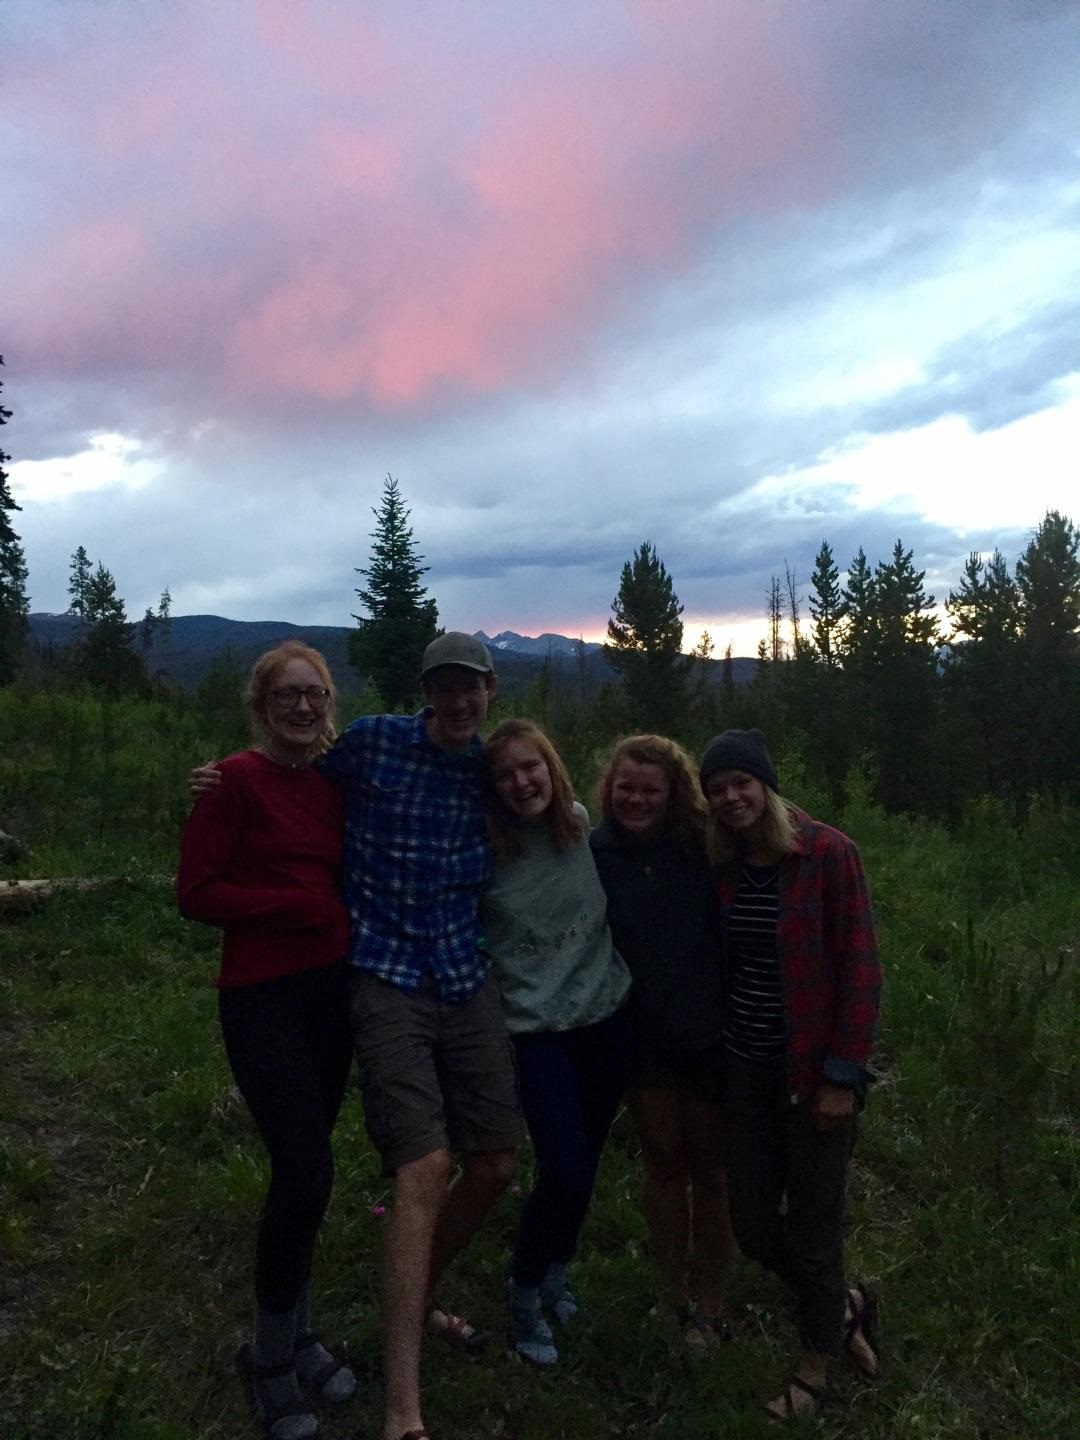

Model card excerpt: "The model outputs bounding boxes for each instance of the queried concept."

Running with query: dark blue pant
[510,1005,631,1287]
[219,961,353,1314]
[722,1051,855,1356]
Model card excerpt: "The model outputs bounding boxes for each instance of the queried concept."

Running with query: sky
[4,0,1079,656]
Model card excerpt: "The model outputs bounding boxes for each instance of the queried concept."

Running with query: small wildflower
[372,1204,387,1217]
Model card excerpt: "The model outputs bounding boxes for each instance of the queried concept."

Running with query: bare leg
[381,1148,450,1440]
[765,1350,829,1420]
[630,1088,691,1310]
[682,1090,735,1320]
[426,1148,516,1303]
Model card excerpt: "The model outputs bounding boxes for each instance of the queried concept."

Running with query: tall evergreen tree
[1014,510,1080,797]
[840,547,878,672]
[75,563,147,694]
[68,545,92,620]
[944,549,1023,802]
[604,540,690,733]
[721,642,736,713]
[0,357,30,684]
[1015,510,1080,648]
[870,540,940,812]
[767,575,785,663]
[350,475,439,710]
[808,541,847,668]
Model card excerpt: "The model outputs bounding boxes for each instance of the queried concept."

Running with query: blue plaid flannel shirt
[317,710,493,1002]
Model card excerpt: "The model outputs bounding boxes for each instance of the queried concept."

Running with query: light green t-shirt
[481,803,632,1034]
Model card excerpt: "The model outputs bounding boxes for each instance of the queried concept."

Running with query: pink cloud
[5,1,822,412]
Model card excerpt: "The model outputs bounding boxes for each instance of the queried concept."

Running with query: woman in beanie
[699,729,882,1421]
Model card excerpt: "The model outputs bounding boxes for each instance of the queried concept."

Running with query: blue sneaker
[507,1279,558,1366]
[539,1263,579,1327]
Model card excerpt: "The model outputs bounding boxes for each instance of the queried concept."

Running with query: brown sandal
[424,1306,487,1355]
[763,1374,827,1422]
[844,1282,880,1379]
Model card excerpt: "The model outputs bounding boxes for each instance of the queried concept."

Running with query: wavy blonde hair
[244,641,337,757]
[595,733,707,851]
[484,718,581,862]
[705,784,798,866]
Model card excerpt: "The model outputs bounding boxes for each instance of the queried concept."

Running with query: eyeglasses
[271,685,331,709]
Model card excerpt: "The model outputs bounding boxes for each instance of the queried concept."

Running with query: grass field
[1,790,1078,1439]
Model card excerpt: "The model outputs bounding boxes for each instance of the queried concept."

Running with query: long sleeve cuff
[823,1055,864,1089]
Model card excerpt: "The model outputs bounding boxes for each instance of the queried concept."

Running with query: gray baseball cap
[420,632,495,678]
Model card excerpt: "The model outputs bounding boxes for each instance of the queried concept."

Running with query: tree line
[1,372,1077,820]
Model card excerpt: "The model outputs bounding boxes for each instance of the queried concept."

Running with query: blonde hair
[244,641,337,756]
[484,718,580,862]
[595,734,707,852]
[706,785,798,866]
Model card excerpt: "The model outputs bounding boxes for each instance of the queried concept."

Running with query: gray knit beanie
[699,728,779,793]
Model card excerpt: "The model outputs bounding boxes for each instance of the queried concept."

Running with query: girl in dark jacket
[591,735,734,1351]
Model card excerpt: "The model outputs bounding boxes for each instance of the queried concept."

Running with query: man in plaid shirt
[321,632,523,1440]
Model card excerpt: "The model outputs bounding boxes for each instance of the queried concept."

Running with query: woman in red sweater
[178,641,355,1440]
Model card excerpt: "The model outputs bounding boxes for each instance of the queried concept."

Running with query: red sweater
[177,750,349,989]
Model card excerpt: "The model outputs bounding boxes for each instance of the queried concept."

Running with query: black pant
[510,1006,631,1287]
[722,1051,854,1356]
[219,962,353,1314]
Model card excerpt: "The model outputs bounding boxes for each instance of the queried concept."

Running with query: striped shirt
[317,710,493,1002]
[724,862,785,1061]
[715,809,881,1100]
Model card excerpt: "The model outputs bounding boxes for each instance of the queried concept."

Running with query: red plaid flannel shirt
[716,808,881,1101]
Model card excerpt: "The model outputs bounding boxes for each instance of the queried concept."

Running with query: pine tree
[74,563,147,694]
[1015,510,1080,648]
[721,643,736,709]
[870,540,940,812]
[68,546,92,620]
[808,541,847,668]
[767,576,785,663]
[0,357,30,685]
[840,547,878,671]
[1014,511,1080,797]
[945,549,1023,801]
[349,476,439,710]
[690,628,720,740]
[603,540,691,732]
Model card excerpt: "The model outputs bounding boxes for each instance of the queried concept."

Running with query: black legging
[218,961,353,1314]
[510,1005,631,1287]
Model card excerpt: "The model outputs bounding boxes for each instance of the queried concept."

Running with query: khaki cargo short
[349,968,524,1175]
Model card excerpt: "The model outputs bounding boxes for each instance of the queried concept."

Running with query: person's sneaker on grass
[539,1262,578,1327]
[507,1278,558,1366]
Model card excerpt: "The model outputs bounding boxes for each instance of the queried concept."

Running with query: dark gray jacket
[589,820,725,1056]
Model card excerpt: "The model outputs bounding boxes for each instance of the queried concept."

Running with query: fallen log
[0,876,171,910]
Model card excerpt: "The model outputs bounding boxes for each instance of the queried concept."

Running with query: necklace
[257,745,310,770]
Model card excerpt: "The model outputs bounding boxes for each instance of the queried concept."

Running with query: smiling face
[423,665,496,751]
[610,757,671,840]
[704,768,768,832]
[261,656,333,761]
[489,736,554,823]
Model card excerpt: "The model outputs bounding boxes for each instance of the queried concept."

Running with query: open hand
[811,1081,854,1131]
[188,760,222,799]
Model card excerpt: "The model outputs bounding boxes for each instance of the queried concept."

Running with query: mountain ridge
[25,613,755,693]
